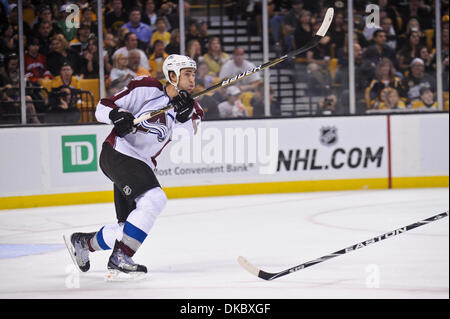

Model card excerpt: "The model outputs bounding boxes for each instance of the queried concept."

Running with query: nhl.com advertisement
[154,116,388,186]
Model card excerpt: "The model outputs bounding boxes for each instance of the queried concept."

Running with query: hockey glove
[109,108,137,137]
[173,90,194,123]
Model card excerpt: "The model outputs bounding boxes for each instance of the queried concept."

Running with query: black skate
[63,232,95,272]
[105,241,148,281]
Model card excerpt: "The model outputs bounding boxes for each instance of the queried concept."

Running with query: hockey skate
[63,232,95,272]
[105,241,148,282]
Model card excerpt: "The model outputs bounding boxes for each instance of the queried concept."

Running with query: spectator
[192,84,220,120]
[294,10,313,54]
[141,0,158,32]
[186,39,202,63]
[46,85,81,123]
[418,45,435,76]
[196,21,210,55]
[148,40,168,80]
[282,0,304,53]
[329,10,347,53]
[269,0,290,51]
[165,28,180,55]
[316,94,339,115]
[397,30,422,74]
[398,18,425,49]
[157,2,177,32]
[219,47,262,93]
[128,49,151,77]
[334,43,376,113]
[381,17,397,51]
[0,23,18,57]
[47,34,82,77]
[112,32,150,71]
[56,4,77,42]
[105,0,129,35]
[199,37,230,77]
[24,36,52,85]
[8,3,33,40]
[108,53,135,96]
[378,88,407,110]
[366,58,405,110]
[103,33,117,74]
[195,61,216,89]
[35,20,54,56]
[250,84,282,117]
[0,54,40,124]
[80,7,98,35]
[31,4,62,35]
[442,27,449,103]
[117,27,130,48]
[362,29,397,68]
[378,0,401,33]
[402,58,436,102]
[185,20,200,46]
[69,23,91,56]
[218,86,248,118]
[305,20,333,93]
[81,38,100,79]
[121,7,153,49]
[51,62,80,89]
[150,17,171,48]
[400,0,433,32]
[411,86,438,110]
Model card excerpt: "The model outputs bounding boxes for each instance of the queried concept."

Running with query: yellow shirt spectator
[150,18,171,47]
[150,31,171,47]
[411,87,438,110]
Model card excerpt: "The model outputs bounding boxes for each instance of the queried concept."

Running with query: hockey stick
[238,210,449,281]
[133,7,335,125]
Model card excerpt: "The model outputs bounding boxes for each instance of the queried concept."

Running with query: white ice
[0,188,448,299]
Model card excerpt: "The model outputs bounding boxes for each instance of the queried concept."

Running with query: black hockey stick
[133,7,335,125]
[238,211,449,281]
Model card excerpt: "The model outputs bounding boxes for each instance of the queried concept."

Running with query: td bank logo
[62,135,98,173]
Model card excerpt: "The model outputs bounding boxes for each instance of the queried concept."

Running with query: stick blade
[237,256,277,281]
[316,7,334,37]
[237,256,261,276]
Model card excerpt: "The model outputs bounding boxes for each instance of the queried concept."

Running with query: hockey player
[64,55,203,279]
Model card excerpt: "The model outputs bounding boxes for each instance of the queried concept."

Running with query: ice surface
[0,188,448,299]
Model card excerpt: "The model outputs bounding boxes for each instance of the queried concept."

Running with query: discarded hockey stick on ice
[133,7,335,125]
[238,211,449,281]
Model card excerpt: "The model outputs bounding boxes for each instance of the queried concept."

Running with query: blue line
[0,244,64,259]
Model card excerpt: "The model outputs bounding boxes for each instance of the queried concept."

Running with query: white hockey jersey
[95,76,203,169]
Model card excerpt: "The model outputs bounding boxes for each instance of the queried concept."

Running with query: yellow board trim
[0,176,447,210]
[392,176,449,188]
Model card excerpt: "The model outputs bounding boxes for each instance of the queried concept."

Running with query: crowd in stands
[267,0,449,114]
[0,0,448,124]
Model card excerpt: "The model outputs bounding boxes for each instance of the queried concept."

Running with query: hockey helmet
[163,54,197,89]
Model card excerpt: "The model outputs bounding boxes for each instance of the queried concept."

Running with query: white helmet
[163,54,197,89]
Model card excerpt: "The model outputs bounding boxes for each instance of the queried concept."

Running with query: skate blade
[105,269,148,282]
[63,234,82,273]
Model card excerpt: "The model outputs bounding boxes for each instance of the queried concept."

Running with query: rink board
[0,113,448,209]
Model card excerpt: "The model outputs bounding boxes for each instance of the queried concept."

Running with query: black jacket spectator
[362,30,398,68]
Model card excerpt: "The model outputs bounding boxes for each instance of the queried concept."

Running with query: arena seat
[329,58,339,81]
[425,29,435,51]
[77,78,100,105]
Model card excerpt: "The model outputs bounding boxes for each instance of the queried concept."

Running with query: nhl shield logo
[320,126,338,146]
[123,185,132,196]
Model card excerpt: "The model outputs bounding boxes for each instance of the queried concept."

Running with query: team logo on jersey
[137,112,171,142]
[320,126,338,146]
